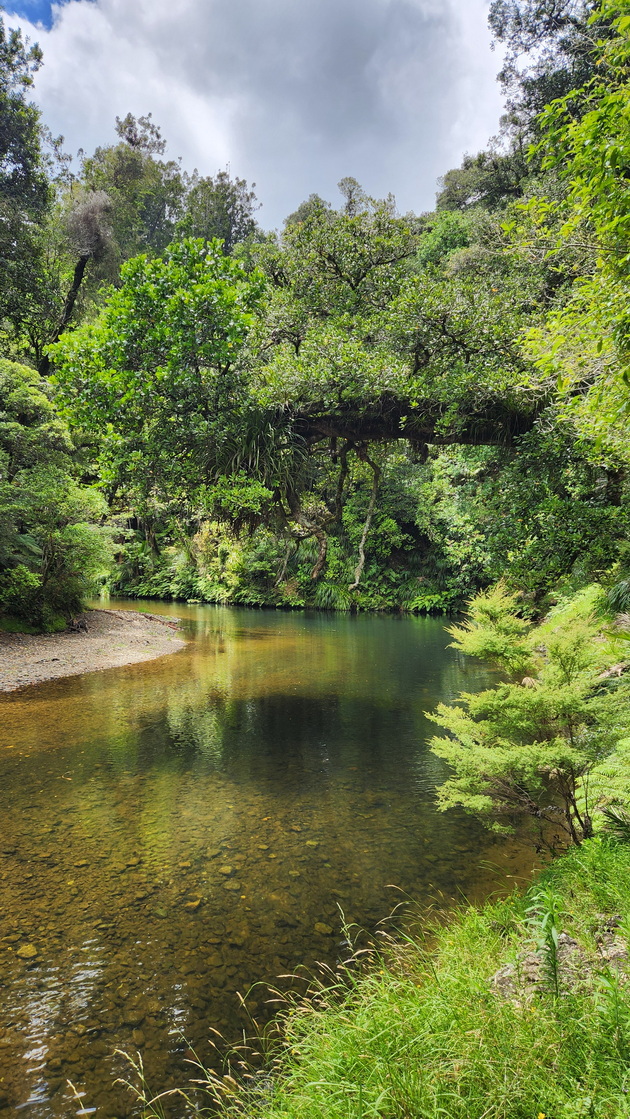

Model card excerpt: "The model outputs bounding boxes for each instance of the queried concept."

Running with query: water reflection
[0,605,535,1117]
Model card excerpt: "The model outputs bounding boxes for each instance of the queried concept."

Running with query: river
[0,603,536,1117]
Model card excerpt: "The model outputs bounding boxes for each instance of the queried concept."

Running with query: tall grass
[127,839,630,1119]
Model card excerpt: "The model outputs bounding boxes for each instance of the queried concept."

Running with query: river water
[0,603,536,1117]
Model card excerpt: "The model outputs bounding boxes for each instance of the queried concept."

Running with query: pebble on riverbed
[16,943,38,959]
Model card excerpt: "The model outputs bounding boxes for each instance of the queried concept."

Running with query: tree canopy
[1,0,630,625]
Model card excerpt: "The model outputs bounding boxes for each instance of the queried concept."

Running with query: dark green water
[0,604,536,1117]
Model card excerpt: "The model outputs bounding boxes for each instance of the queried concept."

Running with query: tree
[0,360,112,630]
[51,186,547,593]
[80,114,186,260]
[436,147,531,212]
[428,584,629,849]
[520,0,630,458]
[114,111,166,154]
[50,238,267,501]
[0,16,51,339]
[489,0,605,133]
[36,189,113,376]
[181,169,260,253]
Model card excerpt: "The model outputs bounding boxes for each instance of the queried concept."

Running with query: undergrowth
[127,838,630,1118]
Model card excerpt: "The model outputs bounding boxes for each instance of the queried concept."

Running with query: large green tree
[0,360,112,630]
[0,16,51,343]
[51,189,546,591]
[50,238,267,500]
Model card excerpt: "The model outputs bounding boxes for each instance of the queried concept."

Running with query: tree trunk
[39,253,90,377]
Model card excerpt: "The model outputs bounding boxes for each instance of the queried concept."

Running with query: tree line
[1,0,629,629]
[2,0,630,844]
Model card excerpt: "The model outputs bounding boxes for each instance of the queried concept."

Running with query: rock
[16,943,38,959]
[131,1029,145,1047]
[305,841,319,848]
[314,923,333,936]
[219,865,234,876]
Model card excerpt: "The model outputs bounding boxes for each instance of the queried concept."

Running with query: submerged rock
[314,923,333,936]
[16,943,38,959]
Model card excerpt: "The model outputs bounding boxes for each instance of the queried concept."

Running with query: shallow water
[0,603,536,1117]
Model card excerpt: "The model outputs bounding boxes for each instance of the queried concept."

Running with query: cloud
[3,0,93,31]
[5,0,504,226]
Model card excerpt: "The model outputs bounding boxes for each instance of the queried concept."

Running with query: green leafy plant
[429,583,629,849]
[526,883,565,998]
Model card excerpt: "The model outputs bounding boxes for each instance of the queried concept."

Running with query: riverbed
[0,603,536,1117]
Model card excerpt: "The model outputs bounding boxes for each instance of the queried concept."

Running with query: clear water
[0,603,536,1117]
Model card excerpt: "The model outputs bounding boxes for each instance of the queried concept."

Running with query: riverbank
[146,837,630,1119]
[0,608,186,691]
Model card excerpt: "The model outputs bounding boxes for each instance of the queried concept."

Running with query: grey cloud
[138,0,473,217]
[13,0,503,225]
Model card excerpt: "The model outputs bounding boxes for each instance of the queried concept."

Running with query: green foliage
[446,582,533,673]
[80,116,185,260]
[436,147,530,212]
[179,169,260,253]
[0,360,112,630]
[489,0,603,132]
[601,805,630,844]
[0,15,51,341]
[430,583,627,847]
[3,2,629,619]
[417,430,630,606]
[525,882,565,997]
[149,838,630,1119]
[51,238,266,499]
[521,2,630,461]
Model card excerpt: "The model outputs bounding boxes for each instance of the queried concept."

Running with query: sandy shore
[0,608,187,692]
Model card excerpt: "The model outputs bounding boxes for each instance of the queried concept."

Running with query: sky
[3,0,505,228]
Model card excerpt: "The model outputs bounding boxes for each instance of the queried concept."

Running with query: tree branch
[349,450,381,591]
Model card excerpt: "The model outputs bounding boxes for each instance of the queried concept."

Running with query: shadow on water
[0,603,538,1116]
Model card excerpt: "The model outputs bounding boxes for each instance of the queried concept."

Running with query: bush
[0,361,113,630]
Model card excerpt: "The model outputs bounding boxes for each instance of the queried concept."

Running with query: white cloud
[8,0,505,226]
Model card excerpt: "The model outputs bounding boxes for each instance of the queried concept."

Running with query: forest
[1,0,628,630]
[2,2,630,1115]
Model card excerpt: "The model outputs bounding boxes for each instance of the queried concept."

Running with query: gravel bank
[0,608,187,692]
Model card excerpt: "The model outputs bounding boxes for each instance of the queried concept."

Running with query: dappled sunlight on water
[0,605,536,1117]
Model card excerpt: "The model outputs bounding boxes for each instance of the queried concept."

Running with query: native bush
[429,584,630,849]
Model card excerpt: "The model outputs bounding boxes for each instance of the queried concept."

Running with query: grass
[0,613,42,634]
[0,611,67,634]
[128,837,630,1119]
